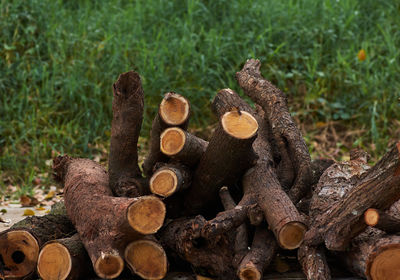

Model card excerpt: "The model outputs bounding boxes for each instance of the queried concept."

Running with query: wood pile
[1,59,400,280]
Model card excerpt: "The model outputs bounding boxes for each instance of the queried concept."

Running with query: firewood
[306,142,400,251]
[108,71,147,197]
[53,156,166,279]
[364,208,400,234]
[160,128,208,167]
[0,203,75,280]
[298,245,331,280]
[237,227,277,280]
[184,110,258,215]
[150,163,192,198]
[37,233,93,280]
[236,59,312,203]
[125,237,168,280]
[143,92,190,177]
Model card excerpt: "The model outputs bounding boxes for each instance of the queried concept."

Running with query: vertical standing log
[184,110,258,215]
[109,71,147,197]
[53,156,166,279]
[143,92,190,177]
[298,245,331,280]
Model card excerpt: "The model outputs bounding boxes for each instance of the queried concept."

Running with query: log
[237,227,276,280]
[160,128,208,167]
[364,208,400,234]
[0,202,75,279]
[150,163,192,197]
[236,59,312,203]
[53,156,166,279]
[298,245,331,280]
[184,110,258,215]
[125,237,168,280]
[143,92,190,177]
[306,142,400,251]
[108,71,147,197]
[37,233,93,280]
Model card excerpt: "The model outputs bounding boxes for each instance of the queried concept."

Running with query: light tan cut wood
[160,93,190,125]
[278,222,307,250]
[370,247,400,280]
[37,243,71,280]
[364,208,380,226]
[239,268,261,280]
[160,128,186,156]
[221,110,258,139]
[94,253,124,279]
[150,168,178,197]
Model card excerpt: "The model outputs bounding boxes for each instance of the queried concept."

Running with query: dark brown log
[0,203,75,280]
[108,71,147,197]
[212,88,255,117]
[160,128,208,167]
[306,142,400,251]
[143,92,190,177]
[53,156,166,279]
[298,245,331,280]
[237,227,277,280]
[37,233,93,280]
[159,216,235,278]
[184,110,258,215]
[125,237,168,280]
[236,59,312,203]
[364,208,400,234]
[150,163,192,197]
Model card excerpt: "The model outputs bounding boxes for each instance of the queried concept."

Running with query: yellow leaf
[316,121,327,128]
[358,49,366,61]
[35,207,46,211]
[23,209,35,216]
[44,190,55,200]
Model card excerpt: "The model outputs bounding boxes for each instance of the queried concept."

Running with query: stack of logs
[1,59,400,280]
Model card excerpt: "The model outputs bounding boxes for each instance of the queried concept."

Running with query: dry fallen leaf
[23,209,35,216]
[35,206,46,211]
[44,190,56,200]
[20,195,40,207]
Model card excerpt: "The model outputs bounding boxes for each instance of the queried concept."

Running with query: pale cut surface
[278,222,307,249]
[150,169,178,197]
[370,247,400,280]
[221,111,258,139]
[364,209,380,226]
[160,93,189,125]
[0,230,39,278]
[127,196,166,234]
[160,127,186,155]
[37,243,71,280]
[125,239,168,280]
[239,266,261,280]
[94,253,124,279]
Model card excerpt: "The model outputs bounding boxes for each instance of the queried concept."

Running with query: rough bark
[364,208,400,234]
[150,163,192,198]
[298,245,331,280]
[160,128,208,167]
[0,202,75,280]
[236,59,312,203]
[37,233,93,280]
[53,156,166,279]
[306,142,400,251]
[237,227,277,280]
[108,71,147,197]
[184,110,258,216]
[143,92,190,177]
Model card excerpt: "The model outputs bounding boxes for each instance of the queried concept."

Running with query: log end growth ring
[369,246,400,280]
[94,253,124,279]
[37,243,71,280]
[221,111,258,139]
[238,265,261,280]
[150,168,178,197]
[364,208,380,226]
[125,239,168,280]
[160,93,190,126]
[0,230,39,278]
[160,127,186,156]
[278,222,307,249]
[127,196,166,234]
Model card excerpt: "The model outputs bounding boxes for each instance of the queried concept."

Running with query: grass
[1,0,399,198]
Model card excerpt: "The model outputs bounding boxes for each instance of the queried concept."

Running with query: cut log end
[127,196,166,234]
[0,230,39,278]
[160,93,190,126]
[94,253,124,279]
[370,246,400,280]
[160,127,186,156]
[150,168,178,197]
[364,208,380,226]
[221,111,258,140]
[37,243,71,280]
[238,265,261,280]
[125,239,168,280]
[278,222,307,249]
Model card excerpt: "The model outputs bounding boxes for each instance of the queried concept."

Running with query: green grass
[1,0,399,197]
